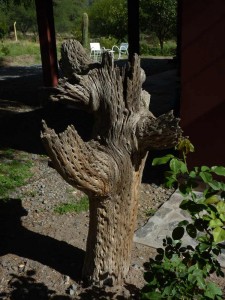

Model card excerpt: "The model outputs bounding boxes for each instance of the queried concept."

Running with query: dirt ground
[0,150,174,300]
[0,56,224,299]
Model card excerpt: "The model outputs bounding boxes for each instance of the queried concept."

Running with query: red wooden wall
[180,0,225,167]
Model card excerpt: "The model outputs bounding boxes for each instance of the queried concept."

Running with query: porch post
[35,0,58,87]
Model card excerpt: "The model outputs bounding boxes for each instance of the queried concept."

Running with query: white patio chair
[90,42,114,62]
[112,43,129,59]
[90,42,103,62]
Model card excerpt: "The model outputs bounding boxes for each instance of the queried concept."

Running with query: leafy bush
[140,40,176,56]
[99,36,118,50]
[142,138,225,300]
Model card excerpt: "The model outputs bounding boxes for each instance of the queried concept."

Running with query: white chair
[90,43,103,62]
[112,43,129,59]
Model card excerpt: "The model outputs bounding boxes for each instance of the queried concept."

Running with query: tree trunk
[41,39,182,286]
[82,156,147,286]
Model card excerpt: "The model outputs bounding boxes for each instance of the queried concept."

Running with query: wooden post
[127,0,139,60]
[13,22,18,42]
[35,0,58,87]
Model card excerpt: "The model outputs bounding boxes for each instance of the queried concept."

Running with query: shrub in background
[140,40,176,56]
[99,36,118,50]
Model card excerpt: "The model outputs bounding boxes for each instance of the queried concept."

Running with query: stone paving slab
[134,190,225,268]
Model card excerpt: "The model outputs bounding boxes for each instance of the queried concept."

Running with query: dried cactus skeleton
[41,40,182,286]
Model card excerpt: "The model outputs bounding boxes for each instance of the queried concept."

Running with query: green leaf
[180,200,206,214]
[198,242,210,252]
[201,166,210,172]
[157,248,164,255]
[172,226,185,240]
[194,218,206,232]
[152,155,174,166]
[205,195,220,204]
[180,161,188,174]
[169,158,184,174]
[176,138,195,154]
[179,199,191,210]
[212,227,225,243]
[219,213,225,222]
[142,291,162,299]
[199,171,213,183]
[186,224,197,238]
[211,166,225,177]
[179,184,191,196]
[219,182,225,191]
[204,281,223,299]
[165,175,177,188]
[178,220,189,226]
[216,201,225,214]
[208,180,222,191]
[209,218,223,228]
[189,170,197,178]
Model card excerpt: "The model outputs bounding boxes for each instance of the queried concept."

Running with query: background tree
[0,0,37,38]
[140,0,177,51]
[53,0,87,34]
[88,0,127,41]
[9,1,37,36]
[0,2,10,39]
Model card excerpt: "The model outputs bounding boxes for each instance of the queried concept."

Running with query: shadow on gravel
[78,283,140,300]
[0,199,85,282]
[0,103,94,154]
[3,272,71,300]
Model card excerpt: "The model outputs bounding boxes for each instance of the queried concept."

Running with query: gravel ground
[0,149,174,299]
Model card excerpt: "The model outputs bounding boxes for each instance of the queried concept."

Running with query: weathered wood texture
[41,40,181,286]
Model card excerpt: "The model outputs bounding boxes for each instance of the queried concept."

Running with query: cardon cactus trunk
[82,12,89,49]
[41,40,182,286]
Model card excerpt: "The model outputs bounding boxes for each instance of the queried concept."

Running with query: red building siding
[180,0,225,167]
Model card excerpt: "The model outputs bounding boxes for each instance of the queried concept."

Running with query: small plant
[0,43,10,56]
[54,195,89,214]
[145,208,157,217]
[142,138,225,300]
[0,149,33,198]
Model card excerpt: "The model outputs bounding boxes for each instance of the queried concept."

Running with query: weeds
[54,195,89,214]
[0,149,33,198]
[145,208,157,217]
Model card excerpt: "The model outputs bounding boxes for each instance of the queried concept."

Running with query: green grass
[0,40,41,63]
[0,149,33,198]
[145,208,157,217]
[54,195,89,214]
[0,39,61,66]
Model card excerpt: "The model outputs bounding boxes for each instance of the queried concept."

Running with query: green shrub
[99,36,118,50]
[140,41,151,55]
[142,138,225,300]
[140,40,176,56]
